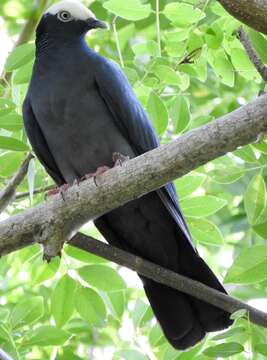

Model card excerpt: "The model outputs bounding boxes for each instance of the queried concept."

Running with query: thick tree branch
[68,234,267,328]
[237,27,267,82]
[218,0,267,35]
[0,153,33,214]
[0,94,267,258]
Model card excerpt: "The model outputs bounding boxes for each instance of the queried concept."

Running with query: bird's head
[37,0,106,40]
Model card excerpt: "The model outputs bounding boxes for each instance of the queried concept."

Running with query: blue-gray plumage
[23,0,232,349]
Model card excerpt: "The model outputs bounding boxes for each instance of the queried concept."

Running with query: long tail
[142,245,233,350]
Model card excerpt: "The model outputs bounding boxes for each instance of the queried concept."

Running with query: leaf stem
[112,17,125,68]
[156,0,161,57]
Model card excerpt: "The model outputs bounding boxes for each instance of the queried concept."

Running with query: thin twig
[15,185,55,200]
[0,153,34,214]
[156,0,161,57]
[178,47,202,67]
[237,27,267,83]
[112,16,124,68]
[69,234,267,329]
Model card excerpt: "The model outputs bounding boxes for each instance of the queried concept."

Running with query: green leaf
[0,98,16,116]
[78,265,126,291]
[149,324,164,347]
[146,92,168,135]
[24,326,71,346]
[234,145,258,163]
[132,41,158,57]
[153,65,180,86]
[204,342,244,358]
[163,3,205,27]
[0,114,23,131]
[64,245,107,263]
[51,275,77,328]
[0,152,24,177]
[0,136,29,151]
[115,349,149,360]
[32,256,61,285]
[208,166,245,184]
[230,309,248,320]
[132,299,150,327]
[248,30,267,64]
[103,0,151,21]
[174,174,205,198]
[170,96,191,133]
[253,139,267,154]
[187,218,224,246]
[105,291,125,319]
[13,61,33,85]
[213,49,235,87]
[10,296,44,329]
[75,287,106,326]
[212,326,246,341]
[5,43,35,71]
[0,323,12,342]
[230,48,259,81]
[253,219,267,240]
[205,24,223,49]
[244,173,266,225]
[180,195,227,217]
[255,343,267,357]
[224,245,267,284]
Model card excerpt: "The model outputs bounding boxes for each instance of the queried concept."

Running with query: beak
[86,18,107,29]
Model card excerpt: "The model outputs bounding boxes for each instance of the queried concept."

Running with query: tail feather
[141,251,233,350]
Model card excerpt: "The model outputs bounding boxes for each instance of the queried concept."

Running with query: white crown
[45,0,96,21]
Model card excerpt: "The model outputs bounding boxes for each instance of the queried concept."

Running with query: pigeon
[23,0,232,349]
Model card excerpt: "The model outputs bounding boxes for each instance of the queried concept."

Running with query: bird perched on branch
[23,0,232,350]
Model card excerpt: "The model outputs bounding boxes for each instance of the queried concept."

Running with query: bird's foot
[82,166,110,186]
[112,152,130,167]
[47,183,71,201]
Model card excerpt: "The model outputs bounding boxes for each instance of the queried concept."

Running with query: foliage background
[0,0,267,359]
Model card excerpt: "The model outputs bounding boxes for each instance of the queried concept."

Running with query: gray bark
[218,0,267,35]
[0,93,267,258]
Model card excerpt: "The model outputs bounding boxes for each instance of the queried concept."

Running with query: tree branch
[218,0,267,35]
[68,234,267,329]
[15,185,54,200]
[0,94,267,258]
[0,153,33,214]
[237,27,267,82]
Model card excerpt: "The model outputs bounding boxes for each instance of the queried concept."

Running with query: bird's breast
[30,71,134,183]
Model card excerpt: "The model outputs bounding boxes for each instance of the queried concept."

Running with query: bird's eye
[57,11,73,22]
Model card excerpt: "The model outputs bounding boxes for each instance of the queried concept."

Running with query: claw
[47,183,71,200]
[112,152,130,167]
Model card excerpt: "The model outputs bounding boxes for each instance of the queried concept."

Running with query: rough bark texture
[0,93,267,259]
[0,153,33,214]
[218,0,267,35]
